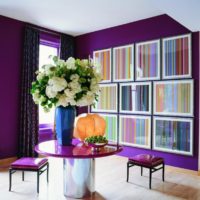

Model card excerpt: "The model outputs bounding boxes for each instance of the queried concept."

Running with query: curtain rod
[27,24,61,37]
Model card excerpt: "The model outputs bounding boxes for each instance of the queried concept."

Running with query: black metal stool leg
[22,171,25,181]
[149,168,152,189]
[141,167,143,176]
[162,163,165,182]
[9,169,12,191]
[37,171,39,193]
[127,162,129,182]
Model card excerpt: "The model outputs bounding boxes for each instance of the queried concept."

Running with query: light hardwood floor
[1,156,200,200]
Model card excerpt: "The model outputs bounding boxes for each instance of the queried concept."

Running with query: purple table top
[35,140,122,159]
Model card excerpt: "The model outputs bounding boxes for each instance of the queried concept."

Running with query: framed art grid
[119,82,152,114]
[162,34,192,79]
[100,114,118,143]
[91,83,118,113]
[153,116,193,156]
[93,48,112,83]
[119,115,151,149]
[113,44,134,82]
[135,39,160,81]
[153,80,194,117]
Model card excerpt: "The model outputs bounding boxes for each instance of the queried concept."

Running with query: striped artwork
[91,84,118,113]
[120,82,151,114]
[153,117,193,155]
[136,40,160,80]
[93,49,111,82]
[119,115,151,149]
[154,80,193,116]
[113,45,134,81]
[162,34,191,79]
[101,114,117,143]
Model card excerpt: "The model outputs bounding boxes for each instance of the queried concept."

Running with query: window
[38,31,60,126]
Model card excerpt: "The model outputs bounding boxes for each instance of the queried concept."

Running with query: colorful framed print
[91,83,118,113]
[162,34,192,79]
[154,80,193,116]
[113,44,134,82]
[119,115,151,149]
[135,39,160,81]
[120,82,152,114]
[153,117,193,156]
[93,48,111,82]
[100,114,118,143]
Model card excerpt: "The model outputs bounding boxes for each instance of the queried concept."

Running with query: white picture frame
[119,82,152,114]
[113,44,134,82]
[162,34,192,79]
[153,116,193,156]
[153,79,194,117]
[135,39,160,81]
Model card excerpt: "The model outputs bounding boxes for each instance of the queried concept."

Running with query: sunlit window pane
[39,44,58,124]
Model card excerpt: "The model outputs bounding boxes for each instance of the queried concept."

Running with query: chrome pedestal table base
[35,140,122,199]
[63,158,95,198]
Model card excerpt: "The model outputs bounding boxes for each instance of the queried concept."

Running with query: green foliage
[85,135,108,144]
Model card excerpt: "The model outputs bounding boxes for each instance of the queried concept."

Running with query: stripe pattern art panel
[119,115,151,149]
[120,82,151,114]
[101,114,117,143]
[91,84,118,113]
[93,49,111,82]
[153,117,193,155]
[136,40,160,80]
[154,80,193,116]
[113,45,134,81]
[163,34,191,79]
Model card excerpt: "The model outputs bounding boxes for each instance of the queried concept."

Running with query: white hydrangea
[48,77,67,92]
[80,59,89,67]
[42,64,55,75]
[90,81,100,93]
[56,94,68,107]
[33,92,40,104]
[57,59,66,67]
[66,97,76,106]
[76,92,95,107]
[85,91,95,105]
[46,86,57,98]
[66,57,76,70]
[64,88,76,98]
[70,74,79,81]
[36,72,45,81]
[76,96,88,107]
[69,81,81,93]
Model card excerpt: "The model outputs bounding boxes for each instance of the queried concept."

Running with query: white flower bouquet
[31,56,101,112]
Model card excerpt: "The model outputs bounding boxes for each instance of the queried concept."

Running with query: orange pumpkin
[74,114,106,141]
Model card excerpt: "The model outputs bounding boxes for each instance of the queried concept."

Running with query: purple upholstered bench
[9,157,49,193]
[127,154,165,189]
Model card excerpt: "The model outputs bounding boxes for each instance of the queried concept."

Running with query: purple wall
[0,15,25,159]
[75,14,199,170]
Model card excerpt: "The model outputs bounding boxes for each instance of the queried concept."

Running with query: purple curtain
[18,26,39,157]
[60,33,75,60]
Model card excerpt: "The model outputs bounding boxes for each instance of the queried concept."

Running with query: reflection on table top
[35,139,122,159]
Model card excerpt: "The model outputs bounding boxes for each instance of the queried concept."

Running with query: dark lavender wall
[0,15,25,159]
[75,14,199,170]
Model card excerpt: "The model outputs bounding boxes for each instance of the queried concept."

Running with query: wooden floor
[1,155,200,200]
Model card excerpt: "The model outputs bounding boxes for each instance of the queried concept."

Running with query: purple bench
[127,154,165,189]
[9,157,49,193]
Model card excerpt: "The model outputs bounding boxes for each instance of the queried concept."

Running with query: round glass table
[35,139,122,198]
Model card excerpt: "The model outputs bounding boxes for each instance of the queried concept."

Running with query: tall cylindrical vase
[55,106,76,146]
